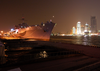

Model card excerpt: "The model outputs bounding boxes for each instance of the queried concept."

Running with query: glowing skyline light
[1,31,3,33]
[77,21,81,34]
[78,22,81,23]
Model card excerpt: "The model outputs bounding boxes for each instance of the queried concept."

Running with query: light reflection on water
[50,36,100,47]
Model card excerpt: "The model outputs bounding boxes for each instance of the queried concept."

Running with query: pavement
[2,56,100,71]
[1,41,100,71]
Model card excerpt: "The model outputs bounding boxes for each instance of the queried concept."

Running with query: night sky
[0,0,100,33]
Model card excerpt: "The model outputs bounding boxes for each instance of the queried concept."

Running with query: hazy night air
[0,0,100,33]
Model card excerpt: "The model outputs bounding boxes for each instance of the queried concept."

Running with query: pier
[0,41,6,64]
[1,41,100,71]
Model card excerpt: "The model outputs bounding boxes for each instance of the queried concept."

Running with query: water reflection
[50,36,100,47]
[82,36,89,45]
[72,36,92,46]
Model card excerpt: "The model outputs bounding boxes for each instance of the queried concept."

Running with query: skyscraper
[77,22,81,34]
[72,27,75,35]
[85,23,89,32]
[81,24,84,34]
[91,16,97,33]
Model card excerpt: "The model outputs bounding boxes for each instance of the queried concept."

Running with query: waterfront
[0,39,81,68]
[50,36,100,47]
[1,36,100,70]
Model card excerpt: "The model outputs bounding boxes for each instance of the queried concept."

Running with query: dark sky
[0,0,100,33]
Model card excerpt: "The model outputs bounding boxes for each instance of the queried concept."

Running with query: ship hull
[1,21,55,41]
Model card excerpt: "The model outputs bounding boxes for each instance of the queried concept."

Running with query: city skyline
[1,0,100,33]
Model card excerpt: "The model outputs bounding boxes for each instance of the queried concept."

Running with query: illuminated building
[91,16,97,33]
[72,27,75,35]
[81,25,84,35]
[0,31,4,36]
[98,30,100,36]
[76,22,81,34]
[84,23,90,35]
[84,23,89,32]
[70,29,72,34]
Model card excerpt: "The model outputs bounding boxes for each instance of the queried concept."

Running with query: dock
[1,41,100,71]
[0,41,6,64]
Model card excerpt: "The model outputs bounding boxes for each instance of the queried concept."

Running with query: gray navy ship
[0,18,56,41]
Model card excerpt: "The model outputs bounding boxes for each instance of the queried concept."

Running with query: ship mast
[22,17,25,23]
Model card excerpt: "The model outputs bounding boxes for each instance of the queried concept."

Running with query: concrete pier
[2,41,100,71]
[0,41,6,64]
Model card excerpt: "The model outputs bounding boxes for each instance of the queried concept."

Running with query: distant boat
[0,18,56,41]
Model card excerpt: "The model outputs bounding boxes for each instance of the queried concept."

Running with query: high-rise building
[72,27,75,35]
[91,16,97,33]
[84,23,89,32]
[81,24,84,34]
[77,22,81,34]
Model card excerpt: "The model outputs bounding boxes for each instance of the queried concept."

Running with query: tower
[72,27,75,35]
[81,24,84,35]
[91,16,97,33]
[84,23,89,32]
[77,22,81,34]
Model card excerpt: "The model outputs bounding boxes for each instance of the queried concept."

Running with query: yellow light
[62,34,65,36]
[1,31,3,33]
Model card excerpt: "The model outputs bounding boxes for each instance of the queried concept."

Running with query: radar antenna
[19,17,27,23]
[22,17,25,23]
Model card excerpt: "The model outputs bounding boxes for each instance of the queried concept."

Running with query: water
[50,36,100,47]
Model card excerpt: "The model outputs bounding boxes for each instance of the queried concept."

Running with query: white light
[91,33,98,35]
[11,29,14,31]
[84,30,87,32]
[89,30,91,33]
[62,34,65,36]
[85,23,88,25]
[78,22,81,23]
[43,24,45,26]
[16,29,18,33]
